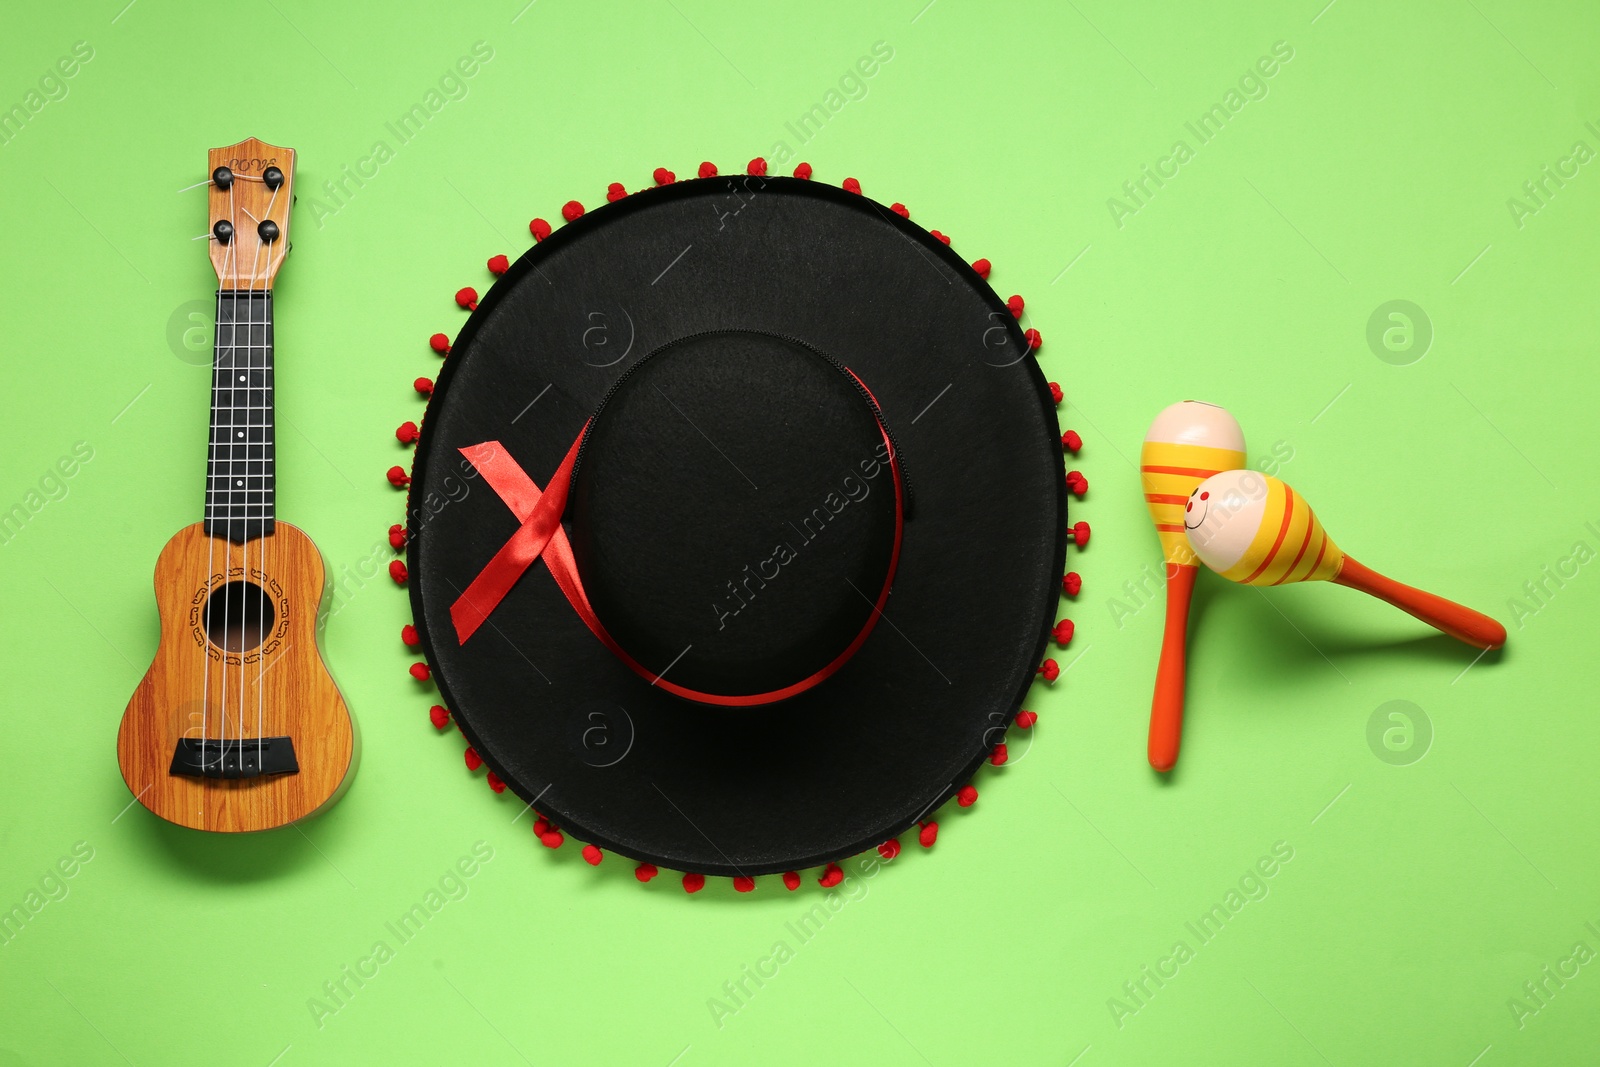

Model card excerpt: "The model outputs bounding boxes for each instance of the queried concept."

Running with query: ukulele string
[202,194,236,778]
[178,173,266,193]
[220,180,245,774]
[254,181,280,772]
[240,236,267,770]
[217,177,244,773]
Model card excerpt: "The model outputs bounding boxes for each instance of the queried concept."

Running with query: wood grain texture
[119,521,357,831]
[207,137,294,290]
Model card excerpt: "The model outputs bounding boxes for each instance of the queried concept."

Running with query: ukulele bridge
[170,737,299,779]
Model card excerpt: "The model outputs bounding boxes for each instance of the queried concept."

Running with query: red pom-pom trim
[487,254,509,275]
[782,870,801,890]
[818,862,844,887]
[1061,430,1082,453]
[401,623,420,646]
[561,200,584,221]
[653,167,676,186]
[890,202,909,218]
[1052,618,1076,646]
[793,162,813,180]
[413,376,434,396]
[606,182,626,202]
[486,771,506,793]
[971,257,991,278]
[683,872,706,893]
[389,523,406,550]
[540,829,564,849]
[842,177,861,195]
[529,217,552,242]
[1062,572,1082,597]
[1015,710,1038,728]
[1070,521,1091,548]
[1007,295,1024,319]
[429,332,451,354]
[409,661,430,682]
[878,839,901,860]
[1037,659,1060,683]
[636,863,659,882]
[395,421,419,445]
[733,875,755,892]
[455,287,478,311]
[747,157,767,177]
[990,743,1009,765]
[386,466,410,488]
[1048,382,1063,405]
[1066,470,1088,496]
[698,161,717,178]
[1025,328,1043,352]
[429,704,450,729]
[464,746,482,770]
[582,844,603,865]
[929,229,951,245]
[918,821,939,847]
[389,560,408,584]
[956,784,978,807]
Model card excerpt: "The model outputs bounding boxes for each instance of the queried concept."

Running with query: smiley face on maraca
[1182,487,1215,533]
[1182,470,1270,569]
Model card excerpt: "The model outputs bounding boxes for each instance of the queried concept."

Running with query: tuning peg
[257,219,280,243]
[263,166,284,191]
[212,165,234,190]
[213,220,234,244]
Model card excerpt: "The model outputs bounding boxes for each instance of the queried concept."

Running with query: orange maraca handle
[1148,564,1197,772]
[1333,556,1507,650]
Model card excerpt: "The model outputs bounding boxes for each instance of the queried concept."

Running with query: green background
[3,0,1598,1063]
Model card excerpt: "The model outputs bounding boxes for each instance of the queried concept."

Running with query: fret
[205,289,276,543]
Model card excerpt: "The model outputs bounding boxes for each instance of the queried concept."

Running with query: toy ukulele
[1184,470,1506,649]
[1140,402,1246,772]
[119,138,355,831]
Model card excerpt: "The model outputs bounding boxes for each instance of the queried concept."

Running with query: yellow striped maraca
[1140,401,1246,772]
[1183,470,1506,649]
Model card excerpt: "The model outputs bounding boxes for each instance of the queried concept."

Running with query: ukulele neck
[205,288,276,543]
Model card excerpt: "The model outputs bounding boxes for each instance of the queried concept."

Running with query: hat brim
[407,174,1065,876]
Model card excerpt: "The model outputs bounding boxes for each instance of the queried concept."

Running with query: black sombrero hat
[389,161,1089,888]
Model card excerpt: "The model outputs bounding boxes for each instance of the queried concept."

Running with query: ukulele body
[118,521,357,831]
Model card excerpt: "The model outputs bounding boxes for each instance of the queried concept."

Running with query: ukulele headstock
[206,137,295,290]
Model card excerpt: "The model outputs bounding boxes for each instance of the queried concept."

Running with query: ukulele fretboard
[205,289,275,543]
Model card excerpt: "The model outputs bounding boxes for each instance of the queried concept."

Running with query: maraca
[1140,401,1247,772]
[1183,470,1506,649]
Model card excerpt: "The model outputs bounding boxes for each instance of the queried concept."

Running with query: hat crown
[569,330,900,702]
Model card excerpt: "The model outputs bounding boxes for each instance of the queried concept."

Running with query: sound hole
[203,581,275,652]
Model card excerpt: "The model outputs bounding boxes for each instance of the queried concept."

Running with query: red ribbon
[448,430,584,644]
[450,398,905,707]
